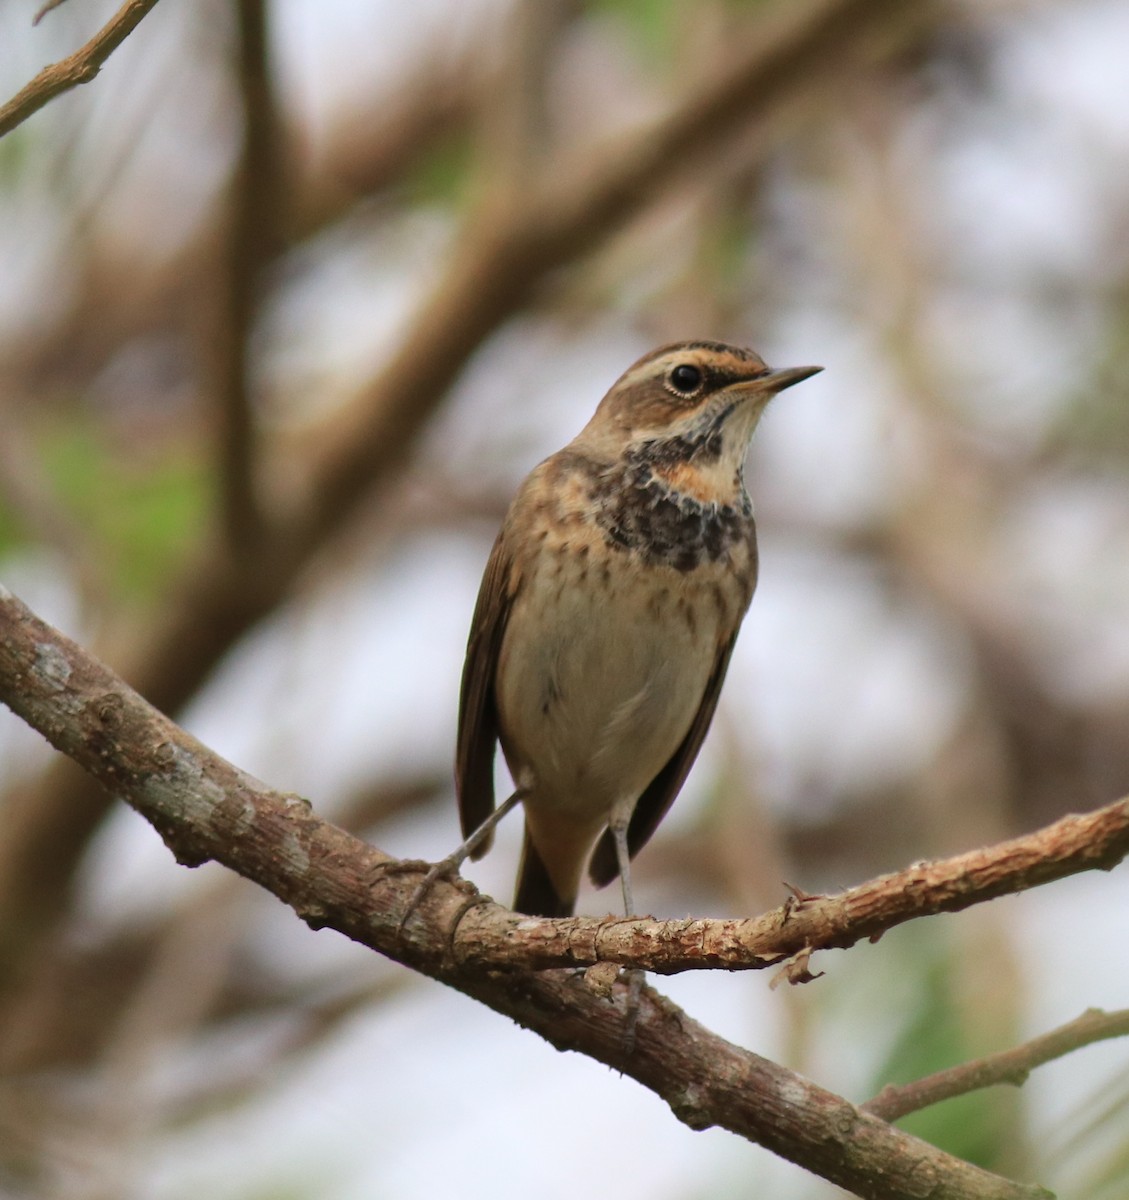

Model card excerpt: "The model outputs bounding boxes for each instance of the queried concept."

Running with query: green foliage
[403,130,475,207]
[0,490,21,558]
[17,419,208,602]
[868,929,1015,1170]
[1043,1068,1129,1199]
[700,197,757,299]
[590,0,771,68]
[0,124,34,184]
[592,0,676,62]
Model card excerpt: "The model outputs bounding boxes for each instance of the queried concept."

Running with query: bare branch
[863,1008,1129,1124]
[449,798,1129,974]
[0,585,1052,1199]
[0,0,163,139]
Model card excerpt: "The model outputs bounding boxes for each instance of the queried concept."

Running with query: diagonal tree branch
[0,0,163,139]
[4,562,1125,982]
[862,1008,1129,1124]
[0,584,1053,1200]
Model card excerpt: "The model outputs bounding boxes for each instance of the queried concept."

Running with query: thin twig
[33,0,71,25]
[0,584,1052,1199]
[0,0,163,139]
[863,1008,1129,1123]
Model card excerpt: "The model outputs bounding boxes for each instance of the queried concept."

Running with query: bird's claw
[397,854,466,935]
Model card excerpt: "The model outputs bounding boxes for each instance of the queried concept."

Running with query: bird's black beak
[764,365,823,391]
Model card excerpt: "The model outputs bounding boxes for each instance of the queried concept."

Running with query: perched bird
[438,341,820,919]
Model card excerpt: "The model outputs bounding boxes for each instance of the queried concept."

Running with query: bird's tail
[513,826,575,917]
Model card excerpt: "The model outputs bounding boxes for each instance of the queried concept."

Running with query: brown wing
[455,529,516,857]
[587,632,740,888]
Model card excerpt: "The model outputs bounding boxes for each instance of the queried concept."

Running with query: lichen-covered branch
[0,586,1053,1199]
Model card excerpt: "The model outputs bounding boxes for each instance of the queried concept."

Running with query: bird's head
[576,341,821,495]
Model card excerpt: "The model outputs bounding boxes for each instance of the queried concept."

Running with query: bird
[431,340,820,921]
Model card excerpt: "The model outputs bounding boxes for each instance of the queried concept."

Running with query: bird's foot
[394,851,471,935]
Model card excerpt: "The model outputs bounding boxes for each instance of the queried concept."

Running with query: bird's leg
[611,818,645,1055]
[614,820,635,919]
[398,788,527,931]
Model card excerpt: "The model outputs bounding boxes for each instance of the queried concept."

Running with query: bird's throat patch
[590,457,753,573]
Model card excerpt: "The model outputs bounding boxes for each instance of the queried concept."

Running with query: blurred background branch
[206,0,282,553]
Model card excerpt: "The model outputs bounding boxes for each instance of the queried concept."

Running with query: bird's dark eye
[668,363,703,394]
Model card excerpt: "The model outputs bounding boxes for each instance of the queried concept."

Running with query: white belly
[495,552,722,827]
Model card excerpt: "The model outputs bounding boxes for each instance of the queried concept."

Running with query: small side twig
[862,1007,1129,1123]
[34,0,71,25]
[0,0,163,139]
